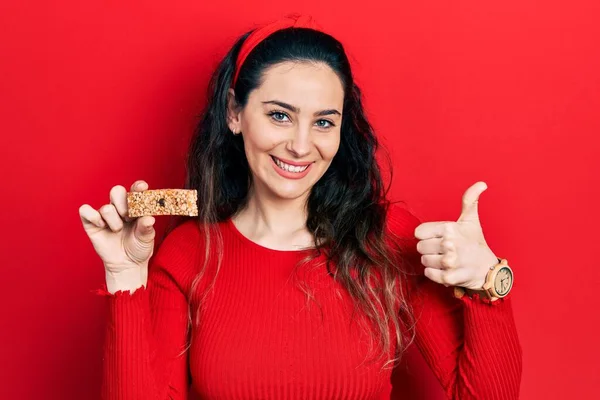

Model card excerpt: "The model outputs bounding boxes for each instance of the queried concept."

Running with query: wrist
[105,267,147,294]
[454,257,511,302]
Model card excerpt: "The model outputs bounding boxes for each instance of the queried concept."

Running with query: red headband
[231,14,322,88]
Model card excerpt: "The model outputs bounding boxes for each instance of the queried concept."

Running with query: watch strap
[454,286,493,300]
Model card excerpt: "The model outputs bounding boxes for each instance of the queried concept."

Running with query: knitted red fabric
[100,204,522,399]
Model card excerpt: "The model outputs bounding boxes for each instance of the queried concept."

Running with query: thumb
[134,216,156,243]
[457,181,487,223]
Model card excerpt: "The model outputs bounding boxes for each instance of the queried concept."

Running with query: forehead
[252,61,344,110]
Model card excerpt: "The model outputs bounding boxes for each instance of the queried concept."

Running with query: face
[228,61,344,202]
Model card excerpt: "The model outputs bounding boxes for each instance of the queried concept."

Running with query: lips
[269,155,313,179]
[270,155,314,167]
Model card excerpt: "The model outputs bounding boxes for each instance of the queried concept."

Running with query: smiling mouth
[270,155,311,173]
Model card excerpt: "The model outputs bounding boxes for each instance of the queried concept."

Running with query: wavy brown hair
[165,26,418,368]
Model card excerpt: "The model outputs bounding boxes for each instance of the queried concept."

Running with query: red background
[1,1,599,399]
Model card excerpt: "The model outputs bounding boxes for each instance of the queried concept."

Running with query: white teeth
[273,157,309,173]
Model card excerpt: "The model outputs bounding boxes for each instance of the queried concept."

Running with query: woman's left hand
[414,181,499,290]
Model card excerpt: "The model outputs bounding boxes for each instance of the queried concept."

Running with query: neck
[233,184,313,248]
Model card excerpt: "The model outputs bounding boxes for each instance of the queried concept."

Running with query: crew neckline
[225,217,316,255]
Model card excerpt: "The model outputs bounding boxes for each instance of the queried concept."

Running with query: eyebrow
[262,100,341,117]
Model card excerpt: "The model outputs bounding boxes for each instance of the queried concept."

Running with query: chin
[267,181,313,201]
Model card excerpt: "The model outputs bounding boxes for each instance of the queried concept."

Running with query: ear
[226,88,242,133]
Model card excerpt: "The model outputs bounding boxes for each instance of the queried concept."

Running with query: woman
[79,14,522,399]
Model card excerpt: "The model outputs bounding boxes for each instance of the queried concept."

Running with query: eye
[316,119,334,129]
[268,111,290,123]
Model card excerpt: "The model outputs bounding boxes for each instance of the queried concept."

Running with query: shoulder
[162,218,203,243]
[155,219,204,259]
[385,202,422,240]
[149,219,207,292]
[384,202,424,276]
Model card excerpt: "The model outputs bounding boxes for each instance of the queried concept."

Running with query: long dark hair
[166,26,417,368]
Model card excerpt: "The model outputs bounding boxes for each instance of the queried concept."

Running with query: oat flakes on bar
[127,189,198,217]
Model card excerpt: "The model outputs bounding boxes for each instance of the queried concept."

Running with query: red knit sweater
[99,204,522,399]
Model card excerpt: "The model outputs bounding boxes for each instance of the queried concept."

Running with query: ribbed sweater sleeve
[388,204,523,399]
[99,221,198,400]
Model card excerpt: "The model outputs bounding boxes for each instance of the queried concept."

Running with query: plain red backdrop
[1,1,599,399]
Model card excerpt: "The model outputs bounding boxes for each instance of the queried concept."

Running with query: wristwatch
[454,258,514,301]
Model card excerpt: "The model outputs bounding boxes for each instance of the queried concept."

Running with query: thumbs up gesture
[414,181,499,290]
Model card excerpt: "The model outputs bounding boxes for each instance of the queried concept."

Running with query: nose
[285,125,311,158]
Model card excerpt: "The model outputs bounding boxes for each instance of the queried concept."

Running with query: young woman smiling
[79,14,522,400]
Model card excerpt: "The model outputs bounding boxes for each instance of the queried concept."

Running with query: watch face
[494,267,513,296]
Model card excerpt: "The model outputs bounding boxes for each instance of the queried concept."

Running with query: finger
[414,221,456,240]
[117,180,148,223]
[110,185,130,222]
[457,181,487,223]
[416,238,442,255]
[421,253,457,270]
[416,237,455,255]
[130,180,148,192]
[424,267,444,285]
[98,204,124,232]
[79,204,107,229]
[424,267,469,287]
[134,216,156,244]
[424,268,451,286]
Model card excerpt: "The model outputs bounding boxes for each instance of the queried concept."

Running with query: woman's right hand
[79,180,156,293]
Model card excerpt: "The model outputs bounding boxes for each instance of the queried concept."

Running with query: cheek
[242,121,278,156]
[316,135,341,161]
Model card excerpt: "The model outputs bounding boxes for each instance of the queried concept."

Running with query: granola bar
[127,189,198,217]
